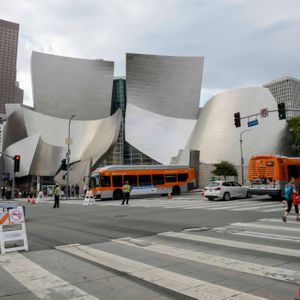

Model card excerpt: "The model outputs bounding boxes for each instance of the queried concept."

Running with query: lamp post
[240,129,253,186]
[66,115,75,199]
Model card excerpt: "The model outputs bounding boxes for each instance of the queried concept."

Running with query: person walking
[121,181,132,205]
[282,176,300,222]
[53,184,61,208]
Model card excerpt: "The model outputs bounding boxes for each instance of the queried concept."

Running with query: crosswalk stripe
[205,201,273,211]
[0,252,99,300]
[230,222,300,232]
[57,243,267,300]
[159,231,300,258]
[114,237,300,284]
[230,230,300,243]
[231,204,280,211]
[259,218,300,224]
[261,207,284,212]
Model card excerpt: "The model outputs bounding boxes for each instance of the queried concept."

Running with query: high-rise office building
[0,19,23,115]
[264,76,300,120]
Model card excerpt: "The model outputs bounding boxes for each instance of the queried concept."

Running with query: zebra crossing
[94,196,286,213]
[0,218,299,299]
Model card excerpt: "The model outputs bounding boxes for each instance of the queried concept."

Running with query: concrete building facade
[0,19,23,115]
[264,76,300,120]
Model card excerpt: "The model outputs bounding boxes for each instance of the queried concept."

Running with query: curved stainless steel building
[125,53,204,164]
[31,52,114,120]
[179,87,292,166]
[3,105,121,180]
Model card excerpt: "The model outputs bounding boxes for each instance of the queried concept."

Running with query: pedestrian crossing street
[0,218,299,299]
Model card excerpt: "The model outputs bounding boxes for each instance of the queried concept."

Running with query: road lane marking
[159,232,300,258]
[0,252,99,300]
[114,237,300,284]
[57,244,267,300]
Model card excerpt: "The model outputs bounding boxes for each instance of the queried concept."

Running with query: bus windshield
[89,173,100,188]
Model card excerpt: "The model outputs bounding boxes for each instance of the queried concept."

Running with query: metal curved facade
[180,87,293,166]
[31,51,114,120]
[3,105,121,179]
[125,53,204,164]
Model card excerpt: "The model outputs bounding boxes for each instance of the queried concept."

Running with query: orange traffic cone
[167,192,172,200]
[27,196,31,203]
[31,198,36,204]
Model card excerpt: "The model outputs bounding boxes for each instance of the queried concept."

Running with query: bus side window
[178,173,188,182]
[152,174,164,185]
[138,175,151,186]
[287,165,299,179]
[165,174,177,182]
[101,176,111,187]
[124,175,137,186]
[113,176,123,187]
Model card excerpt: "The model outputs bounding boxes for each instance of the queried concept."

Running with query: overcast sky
[1,0,300,107]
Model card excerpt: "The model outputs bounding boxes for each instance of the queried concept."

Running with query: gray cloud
[0,0,299,107]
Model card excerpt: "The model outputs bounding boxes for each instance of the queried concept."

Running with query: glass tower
[103,78,159,166]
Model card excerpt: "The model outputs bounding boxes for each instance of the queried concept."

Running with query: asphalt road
[0,193,299,300]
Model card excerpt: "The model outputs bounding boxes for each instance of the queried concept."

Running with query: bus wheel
[113,189,123,200]
[172,185,181,196]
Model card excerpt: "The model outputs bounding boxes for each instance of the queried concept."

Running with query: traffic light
[278,102,286,120]
[234,112,241,128]
[14,155,20,172]
[61,159,67,170]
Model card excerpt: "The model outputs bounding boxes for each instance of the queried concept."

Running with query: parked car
[204,180,251,201]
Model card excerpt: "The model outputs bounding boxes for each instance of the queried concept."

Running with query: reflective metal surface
[3,106,121,180]
[31,51,114,120]
[179,87,293,165]
[125,53,204,164]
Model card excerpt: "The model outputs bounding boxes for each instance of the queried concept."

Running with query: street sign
[260,108,269,117]
[248,119,259,127]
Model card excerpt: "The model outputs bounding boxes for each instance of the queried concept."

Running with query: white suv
[204,180,250,201]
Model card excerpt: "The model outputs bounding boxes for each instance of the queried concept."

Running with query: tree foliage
[212,161,238,179]
[287,116,300,154]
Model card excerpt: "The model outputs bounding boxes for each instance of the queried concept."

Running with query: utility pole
[66,115,75,199]
[240,130,253,185]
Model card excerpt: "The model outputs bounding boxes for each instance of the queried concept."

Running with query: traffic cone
[31,198,36,204]
[167,192,172,200]
[27,196,31,203]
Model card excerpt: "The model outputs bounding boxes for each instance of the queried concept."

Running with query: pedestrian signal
[234,112,241,128]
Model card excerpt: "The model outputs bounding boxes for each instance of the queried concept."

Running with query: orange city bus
[248,155,300,198]
[88,165,196,200]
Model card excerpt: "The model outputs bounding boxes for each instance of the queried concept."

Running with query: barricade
[83,191,95,205]
[0,206,28,254]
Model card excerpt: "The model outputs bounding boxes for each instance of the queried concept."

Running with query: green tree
[212,161,238,180]
[287,116,300,154]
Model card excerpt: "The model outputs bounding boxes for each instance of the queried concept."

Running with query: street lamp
[240,129,253,186]
[66,115,75,199]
